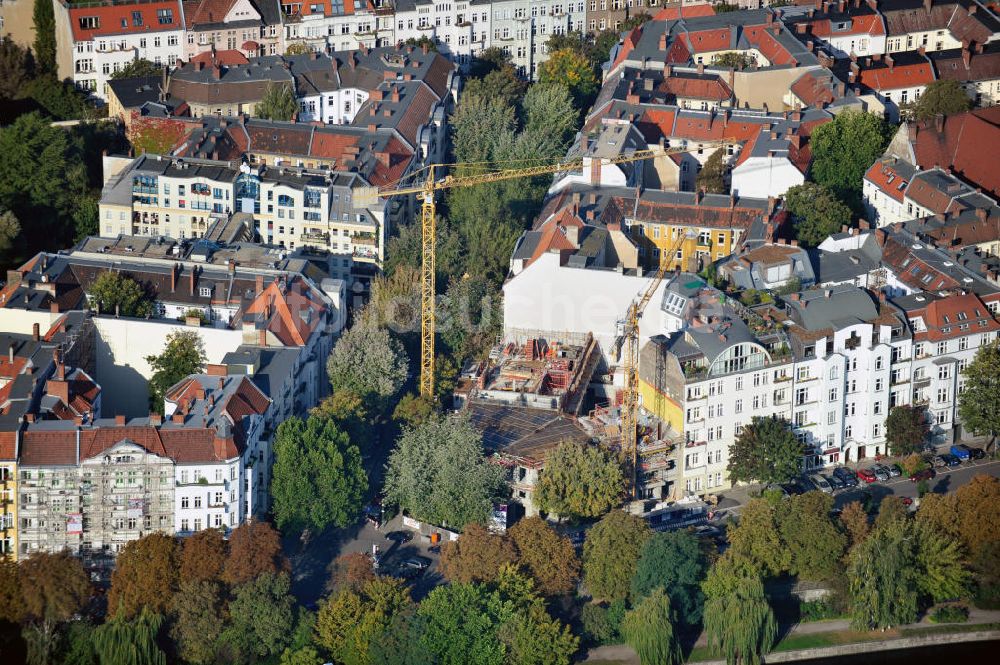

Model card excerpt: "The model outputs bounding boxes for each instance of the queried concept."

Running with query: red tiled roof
[661,75,732,101]
[921,293,1000,341]
[804,13,885,37]
[183,0,238,29]
[858,60,935,90]
[652,5,716,20]
[68,1,183,42]
[0,431,15,460]
[190,49,250,67]
[682,28,732,55]
[366,135,413,188]
[865,159,909,203]
[791,71,836,106]
[243,276,325,346]
[910,107,1000,198]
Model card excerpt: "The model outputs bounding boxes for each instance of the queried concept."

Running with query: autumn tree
[781,492,846,581]
[327,552,377,594]
[631,530,708,626]
[18,552,91,665]
[88,271,154,318]
[886,405,929,457]
[257,83,298,121]
[536,442,624,519]
[959,342,1000,451]
[727,416,802,485]
[538,49,599,110]
[840,501,871,552]
[583,511,652,601]
[727,498,790,577]
[440,523,517,584]
[272,415,367,532]
[108,533,179,618]
[0,557,25,623]
[0,208,22,268]
[952,475,1000,558]
[224,520,290,586]
[145,330,207,414]
[784,182,853,248]
[224,572,297,659]
[170,579,225,665]
[696,149,729,194]
[179,528,228,584]
[875,496,910,529]
[702,554,777,665]
[621,589,683,665]
[284,41,311,55]
[509,516,580,596]
[110,58,162,80]
[315,576,413,665]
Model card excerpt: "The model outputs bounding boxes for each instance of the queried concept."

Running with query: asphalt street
[830,457,1000,509]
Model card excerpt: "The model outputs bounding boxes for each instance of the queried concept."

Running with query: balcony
[351,234,377,246]
[300,230,329,243]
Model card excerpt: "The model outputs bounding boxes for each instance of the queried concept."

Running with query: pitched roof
[856,54,936,90]
[68,1,183,42]
[908,107,1000,198]
[242,275,325,346]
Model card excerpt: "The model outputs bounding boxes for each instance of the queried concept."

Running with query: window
[181,497,189,509]
[937,388,949,403]
[194,496,202,509]
[938,366,951,380]
[157,8,173,24]
[937,341,947,355]
[132,10,143,26]
[181,519,189,531]
[199,287,211,297]
[734,399,743,414]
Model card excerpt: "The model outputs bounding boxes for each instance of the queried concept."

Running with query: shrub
[580,600,626,646]
[797,599,844,622]
[929,604,969,623]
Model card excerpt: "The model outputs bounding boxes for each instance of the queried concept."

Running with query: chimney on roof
[172,413,184,423]
[885,54,894,70]
[697,63,704,75]
[32,322,39,342]
[258,328,267,347]
[190,265,196,296]
[790,239,799,247]
[50,301,59,314]
[659,34,666,50]
[859,219,870,230]
[923,0,932,12]
[963,46,971,68]
[664,64,672,78]
[976,207,989,222]
[368,123,377,133]
[797,23,807,35]
[767,196,777,215]
[838,0,845,11]
[806,40,814,53]
[115,415,125,425]
[150,413,162,425]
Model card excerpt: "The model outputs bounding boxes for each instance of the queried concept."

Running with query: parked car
[401,556,431,570]
[782,480,808,496]
[871,465,891,482]
[941,453,962,467]
[932,455,948,468]
[833,467,859,487]
[900,496,914,506]
[969,447,987,460]
[827,474,846,491]
[385,531,413,544]
[764,484,789,497]
[857,468,878,483]
[909,468,936,482]
[809,474,833,494]
[951,444,972,461]
[888,464,902,478]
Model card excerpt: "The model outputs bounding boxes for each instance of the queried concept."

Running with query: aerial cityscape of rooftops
[2,0,1000,663]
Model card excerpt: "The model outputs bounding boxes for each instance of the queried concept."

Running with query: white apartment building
[394,0,492,68]
[54,0,185,98]
[490,0,586,78]
[282,0,395,53]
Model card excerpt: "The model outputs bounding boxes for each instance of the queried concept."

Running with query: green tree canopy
[0,36,34,99]
[272,415,367,532]
[111,59,162,80]
[440,523,517,584]
[809,110,893,209]
[784,182,853,248]
[537,49,599,110]
[284,42,311,55]
[908,79,972,121]
[959,342,1000,448]
[440,275,504,361]
[145,330,206,414]
[88,271,154,318]
[727,498,790,577]
[711,51,755,70]
[696,149,729,194]
[780,492,846,581]
[33,0,56,74]
[583,511,652,601]
[630,530,708,626]
[415,583,505,665]
[315,576,413,665]
[92,608,167,665]
[621,588,684,665]
[536,442,624,519]
[384,413,505,529]
[702,554,777,665]
[225,572,296,658]
[913,521,970,604]
[508,516,580,596]
[463,67,526,109]
[326,324,408,410]
[257,83,298,121]
[886,405,929,457]
[726,415,802,485]
[107,533,178,619]
[170,579,225,665]
[450,93,517,165]
[847,520,919,630]
[519,83,579,160]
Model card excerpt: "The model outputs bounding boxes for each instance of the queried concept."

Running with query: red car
[909,468,936,482]
[857,468,878,483]
[900,497,914,506]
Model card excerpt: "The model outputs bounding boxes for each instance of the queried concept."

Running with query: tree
[784,182,853,248]
[72,194,99,243]
[284,41,311,55]
[272,415,367,532]
[402,36,438,53]
[225,572,296,658]
[440,523,518,584]
[463,67,526,109]
[110,59,162,80]
[885,405,929,457]
[145,330,206,414]
[536,442,624,519]
[952,475,1000,558]
[257,83,298,121]
[326,324,408,409]
[170,579,225,665]
[223,520,289,586]
[450,93,516,165]
[179,528,228,584]
[875,495,910,529]
[415,583,504,665]
[494,570,579,665]
[901,452,929,477]
[0,557,25,623]
[19,76,94,121]
[908,79,972,121]
[809,110,893,209]
[519,83,579,161]
[726,416,802,486]
[0,207,21,268]
[959,342,1000,451]
[621,589,683,665]
[631,530,708,625]
[327,552,377,594]
[913,521,970,603]
[315,576,413,665]
[0,36,34,99]
[469,46,513,79]
[108,533,179,618]
[33,0,56,74]
[88,271,154,318]
[711,51,755,70]
[781,492,846,581]
[439,276,504,361]
[702,554,777,665]
[583,511,652,601]
[727,498,790,577]
[696,149,729,194]
[840,501,871,552]
[392,393,437,428]
[92,609,166,665]
[538,49,599,110]
[508,516,580,596]
[847,520,919,630]
[281,646,324,665]
[18,552,91,665]
[384,413,505,529]
[60,621,98,665]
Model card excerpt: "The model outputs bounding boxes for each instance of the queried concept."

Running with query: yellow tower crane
[357,142,731,399]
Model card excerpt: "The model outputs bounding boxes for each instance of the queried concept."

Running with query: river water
[792,639,999,664]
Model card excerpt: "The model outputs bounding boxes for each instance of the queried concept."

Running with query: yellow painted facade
[1,460,16,561]
[634,224,736,272]
[638,378,684,436]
